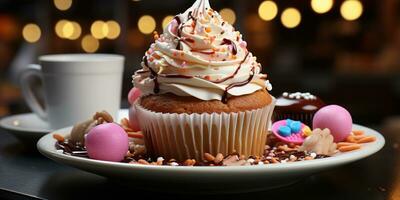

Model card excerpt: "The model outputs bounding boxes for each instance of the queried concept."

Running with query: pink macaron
[313,105,353,142]
[85,123,129,162]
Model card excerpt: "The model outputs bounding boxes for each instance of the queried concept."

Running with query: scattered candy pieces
[338,130,376,152]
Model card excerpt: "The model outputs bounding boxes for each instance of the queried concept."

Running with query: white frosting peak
[133,0,272,101]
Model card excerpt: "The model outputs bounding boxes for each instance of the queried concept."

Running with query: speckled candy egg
[85,123,129,162]
[313,105,353,142]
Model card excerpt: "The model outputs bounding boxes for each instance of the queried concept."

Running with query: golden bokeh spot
[138,15,156,34]
[162,15,174,30]
[53,0,72,11]
[106,20,121,39]
[81,34,99,53]
[69,22,81,40]
[22,23,41,43]
[281,8,301,29]
[91,20,107,39]
[340,0,363,21]
[55,20,68,38]
[311,0,334,14]
[219,8,236,25]
[62,21,74,38]
[258,1,278,21]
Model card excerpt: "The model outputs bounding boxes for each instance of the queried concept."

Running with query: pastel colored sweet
[286,119,294,126]
[272,120,306,144]
[289,121,301,133]
[85,123,129,162]
[128,87,141,105]
[313,105,352,142]
[129,106,141,132]
[278,126,292,137]
[302,126,312,137]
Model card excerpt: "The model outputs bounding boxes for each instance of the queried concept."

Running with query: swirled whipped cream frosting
[133,0,272,102]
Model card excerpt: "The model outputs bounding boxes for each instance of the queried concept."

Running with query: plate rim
[0,109,130,134]
[0,113,53,133]
[37,124,385,173]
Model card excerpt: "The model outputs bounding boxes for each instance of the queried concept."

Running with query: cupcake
[132,0,275,161]
[273,92,325,126]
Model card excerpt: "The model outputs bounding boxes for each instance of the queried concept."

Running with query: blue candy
[286,119,294,126]
[290,121,302,133]
[278,126,292,137]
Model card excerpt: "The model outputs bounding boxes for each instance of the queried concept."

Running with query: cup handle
[19,64,48,121]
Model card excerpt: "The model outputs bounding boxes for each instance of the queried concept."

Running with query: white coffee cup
[19,54,125,129]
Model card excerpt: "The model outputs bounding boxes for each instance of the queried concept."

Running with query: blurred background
[0,0,399,126]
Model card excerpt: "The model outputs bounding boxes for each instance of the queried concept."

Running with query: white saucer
[37,124,385,193]
[0,109,128,142]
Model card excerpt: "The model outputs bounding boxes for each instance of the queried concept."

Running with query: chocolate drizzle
[211,52,249,84]
[221,38,237,55]
[174,16,183,50]
[222,66,255,103]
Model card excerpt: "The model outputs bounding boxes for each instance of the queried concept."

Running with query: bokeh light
[311,0,334,14]
[281,8,301,29]
[220,8,236,25]
[81,34,99,53]
[22,23,41,43]
[53,0,72,11]
[69,22,81,40]
[105,20,121,39]
[55,20,81,40]
[62,21,74,38]
[162,15,174,30]
[55,19,68,38]
[340,0,363,21]
[91,20,108,39]
[258,1,278,21]
[138,15,156,34]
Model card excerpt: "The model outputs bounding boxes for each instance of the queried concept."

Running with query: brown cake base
[140,89,273,114]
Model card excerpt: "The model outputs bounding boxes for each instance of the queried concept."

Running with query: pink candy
[85,123,129,162]
[313,105,353,142]
[129,106,141,132]
[128,87,141,105]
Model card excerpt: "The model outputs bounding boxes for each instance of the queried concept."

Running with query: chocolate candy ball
[85,123,129,162]
[313,105,353,142]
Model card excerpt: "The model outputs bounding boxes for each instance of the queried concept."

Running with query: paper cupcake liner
[135,97,276,161]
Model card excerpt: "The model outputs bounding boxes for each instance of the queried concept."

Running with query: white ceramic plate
[37,124,385,193]
[0,109,128,142]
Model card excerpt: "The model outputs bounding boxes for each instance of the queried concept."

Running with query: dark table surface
[0,119,399,200]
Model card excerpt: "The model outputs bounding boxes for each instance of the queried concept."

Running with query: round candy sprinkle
[278,126,292,137]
